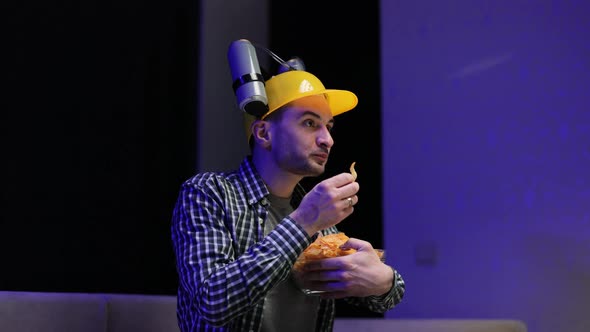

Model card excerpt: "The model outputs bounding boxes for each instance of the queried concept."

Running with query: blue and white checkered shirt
[171,156,405,332]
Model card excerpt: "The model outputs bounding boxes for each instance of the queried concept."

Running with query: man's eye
[304,119,315,127]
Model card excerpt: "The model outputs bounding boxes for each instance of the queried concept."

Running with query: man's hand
[295,238,394,299]
[290,172,359,236]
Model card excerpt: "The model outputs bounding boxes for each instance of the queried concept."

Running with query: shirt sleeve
[343,268,406,313]
[171,182,311,327]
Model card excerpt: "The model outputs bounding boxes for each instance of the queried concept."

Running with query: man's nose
[317,126,334,148]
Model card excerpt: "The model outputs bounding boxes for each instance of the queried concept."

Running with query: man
[171,69,405,331]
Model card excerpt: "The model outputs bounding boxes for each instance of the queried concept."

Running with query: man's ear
[251,120,272,148]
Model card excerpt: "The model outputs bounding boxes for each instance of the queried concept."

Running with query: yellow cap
[243,70,358,141]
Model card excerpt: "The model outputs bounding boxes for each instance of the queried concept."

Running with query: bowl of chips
[293,232,385,295]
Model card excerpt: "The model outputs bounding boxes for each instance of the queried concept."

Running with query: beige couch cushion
[104,293,179,332]
[0,291,107,332]
[333,318,527,332]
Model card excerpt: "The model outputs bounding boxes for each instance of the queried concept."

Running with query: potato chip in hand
[350,162,357,180]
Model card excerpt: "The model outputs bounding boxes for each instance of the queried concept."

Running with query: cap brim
[323,89,358,116]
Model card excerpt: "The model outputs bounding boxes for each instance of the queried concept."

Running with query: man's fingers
[339,238,372,251]
[322,172,357,188]
[302,257,345,271]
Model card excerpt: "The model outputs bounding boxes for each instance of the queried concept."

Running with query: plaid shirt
[171,157,405,332]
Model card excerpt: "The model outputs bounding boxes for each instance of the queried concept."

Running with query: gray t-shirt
[261,194,320,332]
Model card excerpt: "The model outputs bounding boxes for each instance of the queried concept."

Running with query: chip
[350,162,357,180]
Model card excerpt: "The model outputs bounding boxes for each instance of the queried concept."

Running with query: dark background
[3,0,382,318]
[4,0,198,294]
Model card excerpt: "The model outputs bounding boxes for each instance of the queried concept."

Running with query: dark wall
[270,1,383,318]
[3,0,198,294]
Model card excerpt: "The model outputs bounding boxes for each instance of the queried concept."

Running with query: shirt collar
[238,156,270,206]
[238,156,307,207]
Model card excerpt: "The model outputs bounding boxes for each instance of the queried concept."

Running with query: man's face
[269,94,335,177]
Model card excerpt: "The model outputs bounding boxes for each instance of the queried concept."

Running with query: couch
[0,291,179,332]
[0,291,527,332]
